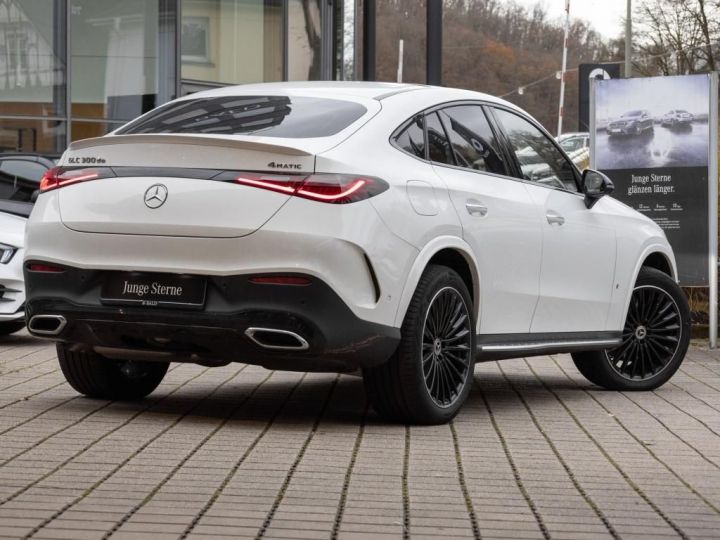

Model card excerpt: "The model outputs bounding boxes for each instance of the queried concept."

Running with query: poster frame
[589,73,718,348]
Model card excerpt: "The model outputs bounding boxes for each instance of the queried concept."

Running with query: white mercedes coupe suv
[24,82,689,424]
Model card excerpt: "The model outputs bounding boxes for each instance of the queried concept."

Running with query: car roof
[179,81,514,107]
[0,153,56,166]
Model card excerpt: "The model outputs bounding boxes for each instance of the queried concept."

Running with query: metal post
[52,0,68,153]
[66,0,72,145]
[709,72,718,348]
[557,0,570,137]
[625,0,632,77]
[362,0,375,81]
[426,0,442,86]
[397,39,404,83]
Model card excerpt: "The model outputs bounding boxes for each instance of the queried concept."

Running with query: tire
[57,343,169,400]
[363,264,475,424]
[572,267,690,391]
[0,321,25,336]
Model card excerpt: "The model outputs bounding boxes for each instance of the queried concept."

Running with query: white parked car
[24,82,689,424]
[0,153,54,336]
[661,110,694,127]
[0,210,27,335]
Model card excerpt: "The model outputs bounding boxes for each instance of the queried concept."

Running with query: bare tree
[375,0,621,131]
[634,0,719,75]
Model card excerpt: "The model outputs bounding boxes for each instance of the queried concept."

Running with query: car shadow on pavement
[58,368,590,427]
[0,332,39,347]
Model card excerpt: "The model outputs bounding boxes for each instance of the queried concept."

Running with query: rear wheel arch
[394,238,480,330]
[427,249,475,307]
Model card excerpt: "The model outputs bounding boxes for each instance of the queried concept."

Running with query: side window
[493,109,578,192]
[0,160,46,181]
[394,116,426,159]
[425,112,454,165]
[438,106,506,175]
[0,160,47,202]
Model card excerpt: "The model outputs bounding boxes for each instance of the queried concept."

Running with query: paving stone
[1,332,720,538]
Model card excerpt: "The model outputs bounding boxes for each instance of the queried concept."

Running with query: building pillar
[362,0,376,81]
[426,0,442,86]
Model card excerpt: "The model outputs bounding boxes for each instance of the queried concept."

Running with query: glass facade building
[0,0,357,156]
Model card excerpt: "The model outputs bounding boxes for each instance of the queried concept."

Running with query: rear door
[428,104,542,334]
[491,107,617,333]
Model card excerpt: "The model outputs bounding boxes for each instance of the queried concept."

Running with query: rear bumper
[24,266,399,372]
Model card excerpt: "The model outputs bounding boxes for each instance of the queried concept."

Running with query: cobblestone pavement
[1,332,720,539]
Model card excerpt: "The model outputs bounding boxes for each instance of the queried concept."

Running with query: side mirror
[582,169,614,209]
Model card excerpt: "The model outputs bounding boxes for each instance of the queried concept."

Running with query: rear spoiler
[0,200,33,219]
[69,134,312,157]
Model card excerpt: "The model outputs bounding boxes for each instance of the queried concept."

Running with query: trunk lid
[57,134,315,238]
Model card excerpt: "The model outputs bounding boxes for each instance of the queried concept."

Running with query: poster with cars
[591,73,717,286]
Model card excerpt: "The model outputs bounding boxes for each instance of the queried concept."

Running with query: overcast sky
[513,0,628,39]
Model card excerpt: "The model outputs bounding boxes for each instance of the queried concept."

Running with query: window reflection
[70,0,162,121]
[288,0,321,81]
[439,106,506,174]
[494,109,578,192]
[426,112,454,165]
[0,0,66,116]
[0,118,65,155]
[181,0,283,85]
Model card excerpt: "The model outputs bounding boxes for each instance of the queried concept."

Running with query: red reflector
[27,263,65,273]
[250,276,312,286]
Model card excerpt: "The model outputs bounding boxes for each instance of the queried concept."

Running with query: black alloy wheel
[421,287,473,407]
[571,267,690,391]
[606,285,682,381]
[362,264,476,424]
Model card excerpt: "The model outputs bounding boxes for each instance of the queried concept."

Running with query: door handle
[546,211,565,226]
[466,200,488,217]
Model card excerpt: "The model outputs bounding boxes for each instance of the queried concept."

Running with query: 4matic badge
[267,161,302,170]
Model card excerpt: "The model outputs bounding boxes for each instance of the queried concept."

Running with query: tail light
[37,166,388,203]
[234,173,305,195]
[40,167,115,192]
[233,173,387,204]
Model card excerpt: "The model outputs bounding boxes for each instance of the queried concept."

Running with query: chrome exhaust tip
[28,314,67,336]
[244,327,309,351]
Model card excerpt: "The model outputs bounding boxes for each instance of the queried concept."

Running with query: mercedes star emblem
[144,184,168,209]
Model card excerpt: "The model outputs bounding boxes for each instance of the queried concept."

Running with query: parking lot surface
[1,332,720,539]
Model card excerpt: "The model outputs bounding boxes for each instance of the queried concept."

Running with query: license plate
[101,272,206,309]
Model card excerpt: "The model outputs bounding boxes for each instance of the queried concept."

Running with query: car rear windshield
[116,96,368,138]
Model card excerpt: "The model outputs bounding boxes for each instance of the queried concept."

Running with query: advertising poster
[591,74,715,286]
